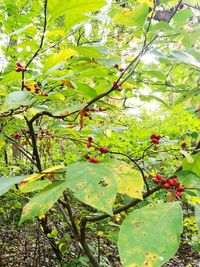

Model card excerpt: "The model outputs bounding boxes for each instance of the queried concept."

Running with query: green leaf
[175,88,200,105]
[66,162,117,215]
[48,0,106,29]
[118,203,183,267]
[48,92,65,101]
[169,51,200,67]
[182,154,200,178]
[64,0,106,30]
[0,175,26,196]
[195,205,200,235]
[19,181,67,224]
[113,3,149,27]
[70,46,104,58]
[140,94,169,108]
[172,9,192,26]
[52,103,86,117]
[0,91,33,112]
[43,48,77,73]
[75,82,98,98]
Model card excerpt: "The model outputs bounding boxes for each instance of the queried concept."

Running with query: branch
[5,135,35,165]
[25,0,48,68]
[82,185,161,223]
[25,117,42,172]
[22,0,48,90]
[80,220,100,267]
[59,193,100,267]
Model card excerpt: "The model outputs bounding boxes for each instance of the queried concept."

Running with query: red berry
[163,183,170,189]
[152,138,159,144]
[155,174,162,180]
[39,135,43,141]
[16,62,23,67]
[168,179,175,186]
[88,136,93,142]
[114,64,119,69]
[89,157,98,163]
[179,3,185,9]
[22,67,27,72]
[161,178,167,183]
[15,67,23,72]
[14,132,22,139]
[181,142,187,148]
[152,178,160,183]
[151,134,156,139]
[99,147,109,153]
[177,186,185,192]
[156,135,161,140]
[172,178,178,186]
[175,182,180,188]
[155,139,159,144]
[87,142,92,148]
[119,68,125,73]
[84,154,90,159]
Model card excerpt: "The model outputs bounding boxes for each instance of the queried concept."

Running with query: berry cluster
[38,128,54,141]
[34,84,40,94]
[16,62,27,72]
[99,147,109,153]
[150,133,161,144]
[11,128,54,142]
[12,132,22,139]
[24,82,48,96]
[152,174,185,199]
[114,64,125,73]
[84,136,109,163]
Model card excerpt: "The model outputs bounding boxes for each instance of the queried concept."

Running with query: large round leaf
[118,203,183,267]
[66,162,117,215]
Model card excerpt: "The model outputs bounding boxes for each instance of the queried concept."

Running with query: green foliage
[0,175,26,196]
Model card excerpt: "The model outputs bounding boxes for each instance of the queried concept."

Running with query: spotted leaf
[19,181,67,224]
[118,203,183,267]
[66,162,117,215]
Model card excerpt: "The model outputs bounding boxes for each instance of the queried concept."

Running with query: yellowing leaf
[103,160,144,200]
[19,165,65,187]
[48,0,106,30]
[44,48,77,73]
[137,0,153,7]
[115,165,144,199]
[113,4,149,27]
[20,181,67,224]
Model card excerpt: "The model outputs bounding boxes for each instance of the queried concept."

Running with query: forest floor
[0,224,199,267]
